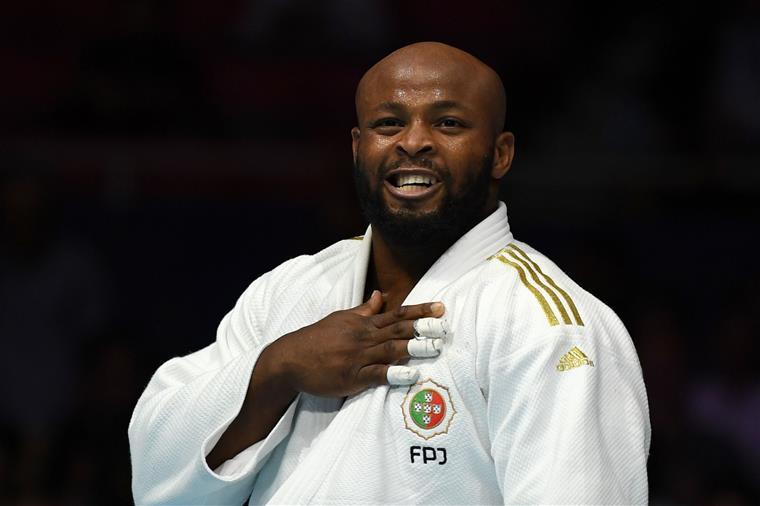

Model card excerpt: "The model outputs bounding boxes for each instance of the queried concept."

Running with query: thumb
[353,290,383,316]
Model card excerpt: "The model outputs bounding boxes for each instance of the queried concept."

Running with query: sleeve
[486,331,651,505]
[128,270,298,505]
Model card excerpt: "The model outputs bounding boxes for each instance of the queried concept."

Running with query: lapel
[319,201,513,314]
[317,226,373,318]
[402,201,513,305]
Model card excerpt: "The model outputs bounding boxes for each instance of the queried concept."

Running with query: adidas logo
[556,346,594,372]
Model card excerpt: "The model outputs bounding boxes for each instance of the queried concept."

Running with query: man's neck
[363,199,500,309]
[365,231,452,310]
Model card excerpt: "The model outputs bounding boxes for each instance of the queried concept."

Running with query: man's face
[352,62,500,246]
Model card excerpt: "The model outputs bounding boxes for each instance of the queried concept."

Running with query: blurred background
[1,0,758,504]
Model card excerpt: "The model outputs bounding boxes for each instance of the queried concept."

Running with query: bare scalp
[355,41,507,134]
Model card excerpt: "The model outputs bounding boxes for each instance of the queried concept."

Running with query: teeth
[394,174,437,187]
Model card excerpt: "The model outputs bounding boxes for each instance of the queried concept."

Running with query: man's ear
[351,127,361,165]
[491,131,515,179]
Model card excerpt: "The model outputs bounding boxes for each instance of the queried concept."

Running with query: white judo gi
[129,202,650,505]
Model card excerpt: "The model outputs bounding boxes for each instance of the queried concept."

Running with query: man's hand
[206,291,446,469]
[263,290,446,398]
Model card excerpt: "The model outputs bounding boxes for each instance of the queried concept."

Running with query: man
[129,42,650,505]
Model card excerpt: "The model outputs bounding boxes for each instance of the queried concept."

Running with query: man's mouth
[391,173,438,191]
[384,169,442,199]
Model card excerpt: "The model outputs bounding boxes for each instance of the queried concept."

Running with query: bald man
[130,42,650,505]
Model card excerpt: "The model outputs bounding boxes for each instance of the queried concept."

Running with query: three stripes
[490,244,584,327]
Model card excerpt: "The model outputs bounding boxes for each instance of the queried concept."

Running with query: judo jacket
[129,202,651,505]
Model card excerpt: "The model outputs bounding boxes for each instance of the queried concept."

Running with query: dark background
[1,0,759,504]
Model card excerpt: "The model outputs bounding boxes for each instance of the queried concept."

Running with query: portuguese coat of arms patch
[401,378,456,440]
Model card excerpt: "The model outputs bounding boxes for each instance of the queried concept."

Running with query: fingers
[352,290,384,317]
[363,336,443,367]
[369,317,449,345]
[412,317,449,339]
[386,366,419,385]
[371,301,445,328]
[356,364,419,388]
[363,338,412,365]
[407,338,443,358]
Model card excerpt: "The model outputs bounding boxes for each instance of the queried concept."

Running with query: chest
[257,285,503,503]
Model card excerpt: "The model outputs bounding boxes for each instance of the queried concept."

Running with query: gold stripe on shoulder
[493,254,559,326]
[504,249,572,325]
[349,235,364,241]
[507,244,584,326]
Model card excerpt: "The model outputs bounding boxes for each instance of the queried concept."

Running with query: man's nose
[396,121,434,158]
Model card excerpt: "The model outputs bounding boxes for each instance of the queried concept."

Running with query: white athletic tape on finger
[407,338,442,358]
[413,317,449,339]
[387,366,420,385]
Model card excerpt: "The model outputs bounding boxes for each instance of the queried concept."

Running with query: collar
[350,201,513,306]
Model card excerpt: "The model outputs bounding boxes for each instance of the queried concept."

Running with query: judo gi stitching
[507,244,584,326]
[492,254,559,326]
[504,249,572,325]
[488,244,585,327]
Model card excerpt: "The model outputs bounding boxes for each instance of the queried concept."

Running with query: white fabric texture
[129,202,650,505]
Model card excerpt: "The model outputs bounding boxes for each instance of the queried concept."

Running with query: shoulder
[255,235,365,294]
[263,236,363,288]
[233,235,363,311]
[219,236,364,340]
[469,240,639,364]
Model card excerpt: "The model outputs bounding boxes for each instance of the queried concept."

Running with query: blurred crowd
[1,1,759,504]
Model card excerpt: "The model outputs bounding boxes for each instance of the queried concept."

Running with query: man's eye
[374,118,403,128]
[438,118,463,128]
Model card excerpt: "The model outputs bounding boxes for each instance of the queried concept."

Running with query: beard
[353,153,494,248]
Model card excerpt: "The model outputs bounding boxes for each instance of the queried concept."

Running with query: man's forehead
[379,56,474,83]
[359,63,483,108]
[355,42,506,130]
